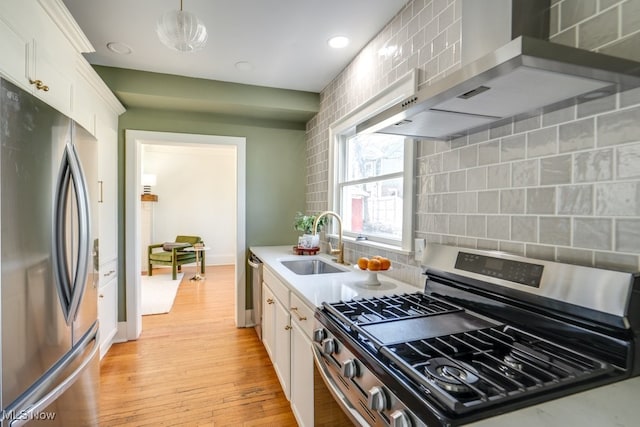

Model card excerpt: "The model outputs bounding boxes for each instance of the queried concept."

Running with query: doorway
[125,130,247,340]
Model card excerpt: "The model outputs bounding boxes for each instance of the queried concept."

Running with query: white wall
[142,143,237,266]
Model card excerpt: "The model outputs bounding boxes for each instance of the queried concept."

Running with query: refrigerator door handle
[4,321,99,427]
[52,142,92,325]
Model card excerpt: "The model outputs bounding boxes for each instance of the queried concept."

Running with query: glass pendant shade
[157,8,207,52]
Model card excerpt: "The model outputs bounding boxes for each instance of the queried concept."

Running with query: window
[328,70,417,251]
[337,132,411,245]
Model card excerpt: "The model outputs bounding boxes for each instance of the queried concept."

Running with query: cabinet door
[96,120,118,264]
[29,39,73,116]
[98,274,118,359]
[290,320,314,427]
[273,299,291,400]
[262,283,276,361]
[0,17,29,88]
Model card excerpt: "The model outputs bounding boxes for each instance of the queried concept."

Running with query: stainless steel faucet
[312,211,346,264]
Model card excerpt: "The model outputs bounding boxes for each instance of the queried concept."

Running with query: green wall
[115,107,307,320]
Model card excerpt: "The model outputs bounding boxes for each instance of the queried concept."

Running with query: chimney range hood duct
[356,5,640,140]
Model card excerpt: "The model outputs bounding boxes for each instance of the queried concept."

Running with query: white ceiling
[62,0,408,93]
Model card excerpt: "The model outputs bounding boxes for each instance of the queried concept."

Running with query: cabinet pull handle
[99,294,104,298]
[266,298,274,305]
[102,270,116,277]
[290,307,307,321]
[98,181,104,203]
[284,325,292,331]
[29,79,49,91]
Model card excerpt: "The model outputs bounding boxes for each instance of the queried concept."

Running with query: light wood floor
[99,265,297,426]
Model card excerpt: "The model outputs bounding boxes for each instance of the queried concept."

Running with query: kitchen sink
[281,259,347,275]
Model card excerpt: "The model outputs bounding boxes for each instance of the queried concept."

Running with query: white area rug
[141,273,184,315]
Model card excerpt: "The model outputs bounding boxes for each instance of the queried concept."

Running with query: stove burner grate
[381,325,614,414]
[325,293,462,327]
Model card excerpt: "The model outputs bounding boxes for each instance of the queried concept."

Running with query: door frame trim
[125,130,247,339]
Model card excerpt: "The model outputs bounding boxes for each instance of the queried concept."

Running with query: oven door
[312,345,368,426]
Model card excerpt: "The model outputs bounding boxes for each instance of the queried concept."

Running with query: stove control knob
[367,386,387,412]
[390,410,412,427]
[313,328,326,343]
[342,359,358,378]
[321,338,336,355]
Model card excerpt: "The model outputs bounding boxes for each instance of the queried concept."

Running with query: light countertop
[250,245,640,427]
[250,245,421,308]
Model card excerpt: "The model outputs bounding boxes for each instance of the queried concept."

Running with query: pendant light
[157,0,208,52]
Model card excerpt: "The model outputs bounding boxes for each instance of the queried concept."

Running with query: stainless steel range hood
[356,35,640,140]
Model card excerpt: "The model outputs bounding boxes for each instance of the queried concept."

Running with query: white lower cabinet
[291,316,314,426]
[261,266,316,425]
[261,271,291,399]
[98,260,118,359]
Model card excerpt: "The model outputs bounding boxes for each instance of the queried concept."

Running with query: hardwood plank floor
[99,265,297,426]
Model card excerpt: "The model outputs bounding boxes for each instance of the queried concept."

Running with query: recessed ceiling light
[328,36,349,49]
[235,61,254,71]
[106,42,132,55]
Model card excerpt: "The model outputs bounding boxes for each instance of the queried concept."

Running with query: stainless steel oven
[313,244,640,426]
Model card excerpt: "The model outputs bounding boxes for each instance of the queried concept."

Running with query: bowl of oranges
[357,256,391,271]
[355,256,391,286]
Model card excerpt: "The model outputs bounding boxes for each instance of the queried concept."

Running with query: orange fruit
[368,259,381,271]
[371,255,383,260]
[357,257,369,270]
[379,257,391,270]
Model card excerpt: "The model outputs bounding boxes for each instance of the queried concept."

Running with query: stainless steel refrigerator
[1,78,99,426]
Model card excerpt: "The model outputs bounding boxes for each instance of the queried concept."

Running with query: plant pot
[298,234,319,249]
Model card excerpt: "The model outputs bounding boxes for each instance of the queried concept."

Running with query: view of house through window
[338,132,406,243]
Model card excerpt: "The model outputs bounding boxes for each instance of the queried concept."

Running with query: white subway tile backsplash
[512,159,539,187]
[478,140,500,165]
[574,149,613,182]
[617,142,640,179]
[467,167,487,190]
[594,252,639,272]
[501,189,526,214]
[558,184,594,215]
[450,170,466,191]
[306,0,640,278]
[595,182,640,216]
[527,188,557,214]
[501,134,527,161]
[487,216,510,240]
[512,216,538,242]
[573,218,613,250]
[616,219,640,252]
[527,128,558,158]
[559,118,595,152]
[578,8,618,50]
[597,106,640,147]
[487,164,511,189]
[478,190,499,214]
[540,217,572,245]
[541,155,572,185]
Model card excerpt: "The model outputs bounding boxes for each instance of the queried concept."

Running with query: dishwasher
[247,252,263,339]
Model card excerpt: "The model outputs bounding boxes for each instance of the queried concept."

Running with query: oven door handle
[312,345,370,427]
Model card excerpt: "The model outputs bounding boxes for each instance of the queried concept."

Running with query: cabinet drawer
[263,266,289,305]
[99,259,118,287]
[290,293,315,339]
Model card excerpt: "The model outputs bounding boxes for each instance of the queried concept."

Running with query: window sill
[327,233,413,257]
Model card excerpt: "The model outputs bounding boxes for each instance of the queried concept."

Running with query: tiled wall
[306,0,640,286]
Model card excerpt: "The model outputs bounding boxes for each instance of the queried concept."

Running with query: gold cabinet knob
[29,79,49,91]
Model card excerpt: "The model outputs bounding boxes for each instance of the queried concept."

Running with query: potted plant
[294,211,328,248]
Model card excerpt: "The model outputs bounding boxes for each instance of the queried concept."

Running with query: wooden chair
[148,235,205,280]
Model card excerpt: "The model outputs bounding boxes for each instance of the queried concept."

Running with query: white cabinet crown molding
[37,0,94,53]
[76,58,126,116]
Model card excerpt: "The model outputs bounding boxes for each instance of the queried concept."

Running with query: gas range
[313,244,640,426]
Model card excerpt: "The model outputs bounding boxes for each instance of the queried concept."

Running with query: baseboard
[114,321,129,343]
[245,308,255,327]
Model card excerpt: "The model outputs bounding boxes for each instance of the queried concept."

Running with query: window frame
[328,70,417,252]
